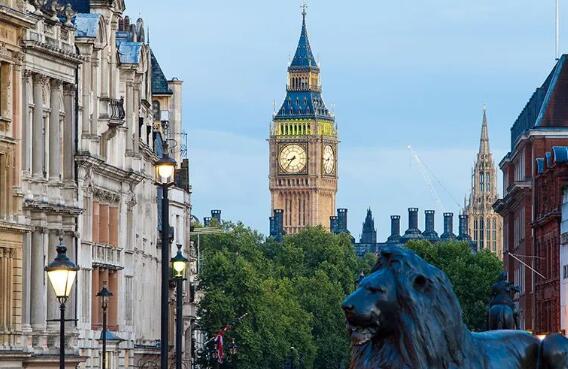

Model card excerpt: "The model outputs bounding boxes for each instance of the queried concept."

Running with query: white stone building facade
[0,1,193,368]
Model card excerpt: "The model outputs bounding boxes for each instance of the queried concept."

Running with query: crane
[407,145,445,212]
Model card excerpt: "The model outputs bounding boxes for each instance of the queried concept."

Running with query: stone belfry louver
[465,108,503,257]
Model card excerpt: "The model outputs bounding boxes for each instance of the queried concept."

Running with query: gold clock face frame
[323,145,335,175]
[279,144,307,174]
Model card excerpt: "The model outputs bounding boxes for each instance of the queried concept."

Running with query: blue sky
[137,0,560,239]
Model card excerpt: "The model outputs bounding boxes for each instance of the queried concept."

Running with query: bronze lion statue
[342,246,568,369]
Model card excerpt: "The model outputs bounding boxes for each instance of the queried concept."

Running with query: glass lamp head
[155,151,177,185]
[96,282,113,309]
[45,237,79,304]
[171,244,189,278]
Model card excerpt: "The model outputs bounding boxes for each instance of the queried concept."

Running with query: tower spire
[289,2,318,71]
[479,106,490,154]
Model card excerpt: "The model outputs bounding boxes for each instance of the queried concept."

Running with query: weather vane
[301,1,308,17]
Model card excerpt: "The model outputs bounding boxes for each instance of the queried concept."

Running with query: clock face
[279,144,307,173]
[323,145,335,174]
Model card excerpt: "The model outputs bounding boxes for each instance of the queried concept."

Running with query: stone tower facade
[466,109,503,258]
[269,9,338,234]
[359,208,377,244]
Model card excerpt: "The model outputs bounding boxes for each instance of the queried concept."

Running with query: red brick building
[494,55,568,332]
[533,148,568,334]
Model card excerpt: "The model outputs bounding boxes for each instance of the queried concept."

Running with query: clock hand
[286,156,296,169]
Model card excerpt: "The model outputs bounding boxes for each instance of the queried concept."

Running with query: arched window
[152,101,160,120]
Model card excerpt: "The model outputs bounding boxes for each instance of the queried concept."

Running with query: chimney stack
[387,215,402,243]
[440,212,456,240]
[422,210,439,242]
[402,208,424,241]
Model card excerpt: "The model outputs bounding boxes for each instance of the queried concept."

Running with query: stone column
[63,231,76,321]
[90,52,99,135]
[49,80,62,181]
[30,229,46,330]
[46,231,59,326]
[125,81,133,152]
[21,232,31,330]
[21,70,31,175]
[32,74,45,178]
[133,84,140,154]
[91,267,99,327]
[101,49,109,98]
[81,56,92,134]
[109,20,118,99]
[62,84,75,182]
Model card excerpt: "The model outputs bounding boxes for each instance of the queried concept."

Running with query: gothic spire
[289,5,319,71]
[479,107,490,155]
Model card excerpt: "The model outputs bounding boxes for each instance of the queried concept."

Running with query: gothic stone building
[269,9,338,234]
[466,109,503,258]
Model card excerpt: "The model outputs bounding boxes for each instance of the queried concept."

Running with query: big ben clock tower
[269,7,338,234]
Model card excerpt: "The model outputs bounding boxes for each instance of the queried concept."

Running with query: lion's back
[472,330,539,369]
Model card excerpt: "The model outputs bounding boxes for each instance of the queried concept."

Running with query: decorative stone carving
[93,187,120,203]
[62,3,75,27]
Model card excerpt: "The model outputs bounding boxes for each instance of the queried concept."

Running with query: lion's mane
[350,246,481,369]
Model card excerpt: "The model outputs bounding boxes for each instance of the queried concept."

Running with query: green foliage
[197,224,360,369]
[406,240,504,331]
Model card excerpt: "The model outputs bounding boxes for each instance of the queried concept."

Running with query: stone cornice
[23,199,83,215]
[23,39,84,64]
[76,153,145,185]
[0,220,30,233]
[0,5,36,28]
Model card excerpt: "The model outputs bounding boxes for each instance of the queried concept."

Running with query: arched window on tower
[480,172,485,192]
[480,218,485,249]
[486,173,491,193]
[491,218,497,251]
[152,101,160,121]
[474,218,479,244]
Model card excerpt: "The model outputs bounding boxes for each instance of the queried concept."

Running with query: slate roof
[73,13,100,38]
[151,50,173,95]
[117,41,142,64]
[67,0,90,13]
[511,55,568,149]
[290,13,319,71]
[275,91,332,120]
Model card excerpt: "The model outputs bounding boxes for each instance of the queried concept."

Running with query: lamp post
[171,244,189,369]
[97,282,113,369]
[45,237,79,369]
[155,144,177,369]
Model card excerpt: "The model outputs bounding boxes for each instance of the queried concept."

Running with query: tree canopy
[196,225,502,369]
[406,240,503,330]
[197,224,370,369]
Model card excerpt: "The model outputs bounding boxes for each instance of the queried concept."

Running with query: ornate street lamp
[154,143,177,369]
[155,149,177,185]
[171,244,189,369]
[97,282,113,369]
[45,237,79,369]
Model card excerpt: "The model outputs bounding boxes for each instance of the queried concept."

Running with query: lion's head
[342,246,469,369]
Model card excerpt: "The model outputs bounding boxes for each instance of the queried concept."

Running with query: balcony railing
[99,97,125,126]
[92,243,122,269]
